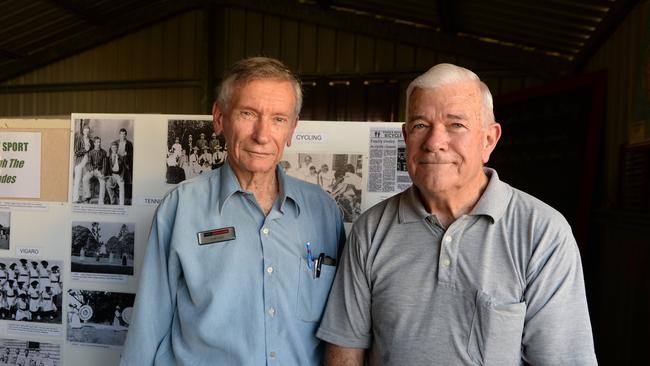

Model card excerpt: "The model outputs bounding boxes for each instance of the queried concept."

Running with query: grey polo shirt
[317,168,597,366]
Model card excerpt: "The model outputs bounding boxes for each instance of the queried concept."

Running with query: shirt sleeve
[317,228,373,349]
[521,218,597,365]
[120,193,180,365]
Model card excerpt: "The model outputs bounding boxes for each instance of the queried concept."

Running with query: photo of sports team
[0,258,63,324]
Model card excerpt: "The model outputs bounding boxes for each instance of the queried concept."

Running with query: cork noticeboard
[0,118,70,202]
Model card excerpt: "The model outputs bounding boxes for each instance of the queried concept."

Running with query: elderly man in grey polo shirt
[317,63,597,365]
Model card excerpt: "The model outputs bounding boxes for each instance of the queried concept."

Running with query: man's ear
[482,122,502,163]
[401,123,408,142]
[212,101,224,135]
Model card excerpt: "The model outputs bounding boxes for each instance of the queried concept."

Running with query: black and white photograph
[71,222,134,276]
[66,289,135,347]
[72,118,134,206]
[0,212,10,250]
[166,119,228,184]
[281,153,364,223]
[0,338,60,365]
[0,257,64,324]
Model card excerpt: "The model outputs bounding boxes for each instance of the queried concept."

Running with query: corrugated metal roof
[0,0,640,82]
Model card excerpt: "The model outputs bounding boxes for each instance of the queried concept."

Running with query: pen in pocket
[305,242,314,269]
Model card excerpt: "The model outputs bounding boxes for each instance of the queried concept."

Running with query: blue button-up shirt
[120,162,345,365]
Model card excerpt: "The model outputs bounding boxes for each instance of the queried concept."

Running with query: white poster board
[0,114,407,366]
[0,132,41,198]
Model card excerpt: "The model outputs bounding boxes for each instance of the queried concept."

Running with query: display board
[0,114,406,366]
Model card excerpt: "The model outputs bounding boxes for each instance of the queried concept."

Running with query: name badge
[197,227,236,245]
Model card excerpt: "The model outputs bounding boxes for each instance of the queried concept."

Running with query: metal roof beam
[222,0,569,78]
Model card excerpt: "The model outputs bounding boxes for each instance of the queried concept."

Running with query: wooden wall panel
[585,1,648,204]
[245,11,264,57]
[262,15,282,58]
[280,19,299,72]
[374,39,395,73]
[298,23,318,74]
[337,31,356,73]
[355,35,375,74]
[317,28,337,74]
[226,8,246,67]
[415,47,436,71]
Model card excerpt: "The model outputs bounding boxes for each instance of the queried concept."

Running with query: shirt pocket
[296,257,336,322]
[467,291,526,366]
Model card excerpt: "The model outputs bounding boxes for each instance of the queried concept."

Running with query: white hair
[405,63,495,127]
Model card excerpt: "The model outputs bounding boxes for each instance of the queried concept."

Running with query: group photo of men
[0,258,63,324]
[72,118,134,206]
[165,119,227,184]
[0,338,60,366]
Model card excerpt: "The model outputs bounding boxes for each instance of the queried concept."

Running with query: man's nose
[423,124,448,151]
[252,118,272,143]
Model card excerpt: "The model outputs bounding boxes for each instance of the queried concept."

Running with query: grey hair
[217,57,303,118]
[405,63,495,128]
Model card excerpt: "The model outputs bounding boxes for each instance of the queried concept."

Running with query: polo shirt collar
[468,167,511,223]
[398,167,511,224]
[217,159,301,216]
[398,185,430,224]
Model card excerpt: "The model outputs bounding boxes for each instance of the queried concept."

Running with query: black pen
[315,253,325,278]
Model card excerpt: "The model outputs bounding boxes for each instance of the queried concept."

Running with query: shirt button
[266,266,274,274]
[444,236,452,243]
[262,228,269,235]
[269,351,276,359]
[268,307,276,317]
[442,258,451,267]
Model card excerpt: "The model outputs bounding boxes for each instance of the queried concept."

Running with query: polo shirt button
[442,258,451,267]
[268,307,276,317]
[269,351,277,359]
[266,266,274,274]
[262,228,269,235]
[444,235,452,243]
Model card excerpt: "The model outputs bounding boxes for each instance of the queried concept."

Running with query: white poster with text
[0,132,41,198]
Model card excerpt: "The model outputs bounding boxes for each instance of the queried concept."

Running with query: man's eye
[273,117,288,123]
[239,110,255,119]
[412,123,427,130]
[451,123,465,129]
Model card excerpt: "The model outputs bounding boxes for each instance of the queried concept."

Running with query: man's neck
[418,173,488,228]
[230,162,279,215]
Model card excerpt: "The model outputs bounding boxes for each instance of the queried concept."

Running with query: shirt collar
[217,159,301,216]
[467,167,511,223]
[398,167,511,224]
[398,185,430,224]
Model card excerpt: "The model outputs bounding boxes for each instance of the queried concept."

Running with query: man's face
[94,139,101,150]
[403,81,500,198]
[111,144,118,153]
[120,130,126,140]
[213,79,298,179]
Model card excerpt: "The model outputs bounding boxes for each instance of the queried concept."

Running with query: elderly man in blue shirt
[121,57,345,365]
